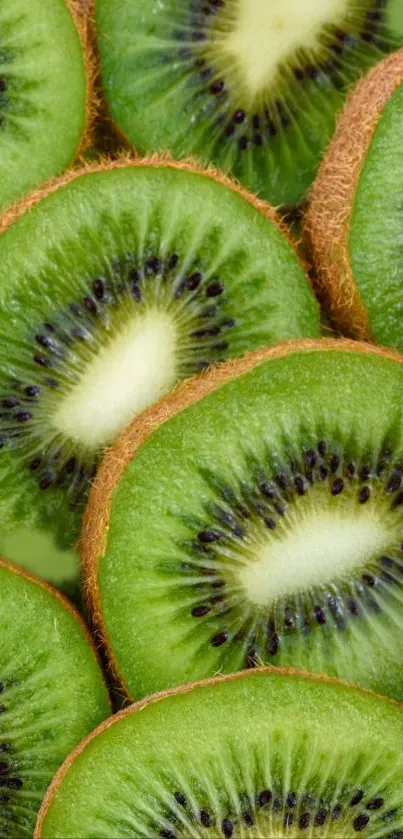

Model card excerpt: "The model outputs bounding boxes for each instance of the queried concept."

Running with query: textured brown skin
[63,0,97,156]
[305,48,403,340]
[0,555,111,707]
[35,664,403,838]
[81,338,403,699]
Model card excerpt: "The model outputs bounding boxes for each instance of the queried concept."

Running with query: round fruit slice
[0,158,319,549]
[93,0,400,206]
[305,48,403,347]
[0,557,110,838]
[36,668,403,839]
[84,339,403,702]
[0,0,89,213]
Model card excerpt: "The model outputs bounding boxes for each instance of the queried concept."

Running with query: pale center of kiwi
[219,0,350,96]
[239,504,391,606]
[51,310,178,448]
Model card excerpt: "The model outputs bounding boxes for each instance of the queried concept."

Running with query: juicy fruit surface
[0,0,86,212]
[37,670,403,839]
[349,79,403,350]
[95,347,403,701]
[95,0,398,205]
[0,163,318,547]
[0,561,109,838]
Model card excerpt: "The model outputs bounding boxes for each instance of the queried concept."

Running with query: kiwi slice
[305,49,403,348]
[83,339,403,702]
[0,158,318,548]
[93,0,400,207]
[36,668,403,839]
[0,557,110,837]
[0,0,89,213]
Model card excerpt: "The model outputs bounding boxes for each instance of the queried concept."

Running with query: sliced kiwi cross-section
[305,48,403,349]
[36,668,403,839]
[0,558,110,838]
[84,339,403,702]
[0,0,89,213]
[94,0,400,206]
[0,158,318,548]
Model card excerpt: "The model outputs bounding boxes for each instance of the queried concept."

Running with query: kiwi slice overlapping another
[0,0,89,213]
[305,48,403,349]
[36,668,403,839]
[83,339,403,702]
[93,0,401,206]
[0,557,110,838]
[0,158,319,548]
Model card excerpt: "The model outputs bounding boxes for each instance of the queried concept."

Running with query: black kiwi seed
[367,797,384,810]
[200,809,211,827]
[353,812,370,831]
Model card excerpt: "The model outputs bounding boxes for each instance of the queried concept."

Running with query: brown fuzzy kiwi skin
[34,664,403,839]
[81,337,403,701]
[61,1,98,159]
[304,49,403,340]
[0,555,111,707]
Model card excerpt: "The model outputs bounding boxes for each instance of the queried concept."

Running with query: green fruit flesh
[0,525,80,603]
[97,347,403,701]
[349,79,403,351]
[38,669,403,838]
[0,163,318,548]
[95,0,399,206]
[0,0,87,212]
[0,561,109,838]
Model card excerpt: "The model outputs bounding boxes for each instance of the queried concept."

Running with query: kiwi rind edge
[304,48,403,339]
[0,554,111,708]
[81,337,403,700]
[60,0,97,159]
[0,152,299,248]
[34,664,403,839]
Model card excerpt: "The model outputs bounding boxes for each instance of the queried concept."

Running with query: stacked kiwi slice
[0,558,109,837]
[0,158,318,548]
[1,4,403,838]
[306,48,403,349]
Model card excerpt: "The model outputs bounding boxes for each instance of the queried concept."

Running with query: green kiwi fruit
[0,557,110,838]
[0,0,90,213]
[93,0,401,207]
[83,339,403,702]
[0,158,319,550]
[305,49,403,348]
[36,667,403,838]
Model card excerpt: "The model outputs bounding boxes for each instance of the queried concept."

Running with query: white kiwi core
[219,0,350,98]
[238,500,392,607]
[52,310,178,448]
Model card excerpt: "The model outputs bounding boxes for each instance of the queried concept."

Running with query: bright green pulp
[0,0,87,212]
[97,347,403,701]
[39,669,403,838]
[0,561,109,838]
[95,0,400,205]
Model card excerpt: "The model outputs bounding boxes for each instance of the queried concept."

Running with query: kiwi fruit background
[1,4,403,838]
